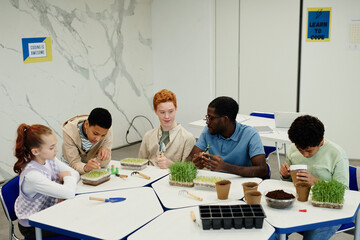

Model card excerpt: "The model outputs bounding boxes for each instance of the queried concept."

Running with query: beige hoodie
[62,114,113,174]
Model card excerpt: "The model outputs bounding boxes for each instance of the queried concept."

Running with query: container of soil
[265,189,295,209]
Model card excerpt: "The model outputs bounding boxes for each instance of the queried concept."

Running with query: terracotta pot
[215,180,231,200]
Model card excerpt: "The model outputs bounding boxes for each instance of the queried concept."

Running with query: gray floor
[1,143,358,239]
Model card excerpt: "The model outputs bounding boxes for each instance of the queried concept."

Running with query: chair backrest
[0,176,20,222]
[349,166,359,191]
[250,112,274,119]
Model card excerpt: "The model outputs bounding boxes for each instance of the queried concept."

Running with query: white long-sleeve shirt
[21,158,80,199]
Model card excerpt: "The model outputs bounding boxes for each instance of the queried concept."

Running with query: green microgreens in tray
[82,169,109,179]
[311,180,347,204]
[121,158,147,164]
[194,176,224,183]
[169,161,197,183]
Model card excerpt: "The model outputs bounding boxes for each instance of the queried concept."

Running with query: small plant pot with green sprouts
[193,176,224,189]
[81,169,111,186]
[311,180,347,209]
[120,158,149,170]
[169,161,197,187]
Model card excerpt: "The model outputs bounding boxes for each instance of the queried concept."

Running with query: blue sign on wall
[22,37,52,63]
[307,8,332,42]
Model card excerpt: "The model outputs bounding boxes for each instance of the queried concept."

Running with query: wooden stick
[190,211,196,222]
[118,174,128,178]
[89,196,106,202]
[138,172,150,180]
[187,192,203,201]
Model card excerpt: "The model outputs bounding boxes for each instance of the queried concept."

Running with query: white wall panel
[239,0,300,114]
[301,0,360,159]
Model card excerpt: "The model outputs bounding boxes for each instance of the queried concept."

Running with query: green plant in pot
[169,161,197,187]
[311,180,347,209]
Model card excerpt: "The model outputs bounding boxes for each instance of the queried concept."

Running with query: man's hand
[156,155,173,169]
[97,146,110,161]
[84,158,101,173]
[203,153,226,171]
[280,162,291,179]
[192,152,205,169]
[59,171,71,183]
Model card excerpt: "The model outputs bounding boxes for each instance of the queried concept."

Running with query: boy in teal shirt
[279,115,349,240]
[280,115,349,186]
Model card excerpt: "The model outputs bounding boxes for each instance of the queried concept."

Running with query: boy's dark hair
[208,96,239,122]
[288,115,324,149]
[88,108,112,129]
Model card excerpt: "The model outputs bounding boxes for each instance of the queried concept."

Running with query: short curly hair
[88,108,112,129]
[288,115,324,149]
[153,89,177,111]
[208,96,239,122]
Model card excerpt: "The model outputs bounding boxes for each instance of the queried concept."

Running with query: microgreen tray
[120,158,148,170]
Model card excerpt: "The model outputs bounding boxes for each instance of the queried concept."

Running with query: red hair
[153,89,177,111]
[14,123,53,174]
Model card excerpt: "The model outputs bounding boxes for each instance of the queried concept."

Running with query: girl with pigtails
[13,123,79,239]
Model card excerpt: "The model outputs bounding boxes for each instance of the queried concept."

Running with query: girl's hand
[59,171,71,183]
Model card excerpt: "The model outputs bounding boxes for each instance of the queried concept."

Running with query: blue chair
[336,166,360,233]
[1,176,20,240]
[0,176,76,240]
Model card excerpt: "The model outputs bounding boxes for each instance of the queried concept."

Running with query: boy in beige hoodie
[62,108,113,174]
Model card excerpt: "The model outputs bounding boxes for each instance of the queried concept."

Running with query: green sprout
[121,158,147,164]
[82,169,109,179]
[194,176,223,184]
[204,144,210,152]
[169,161,197,183]
[311,180,347,204]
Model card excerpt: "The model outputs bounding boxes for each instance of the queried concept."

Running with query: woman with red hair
[138,89,195,168]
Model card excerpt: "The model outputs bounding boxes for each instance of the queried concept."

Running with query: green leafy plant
[194,176,223,184]
[82,169,109,179]
[311,180,347,204]
[121,158,147,164]
[169,161,197,183]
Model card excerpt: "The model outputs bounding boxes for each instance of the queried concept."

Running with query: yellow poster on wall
[306,8,332,42]
[22,37,52,63]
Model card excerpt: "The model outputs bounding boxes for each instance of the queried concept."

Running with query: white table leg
[275,142,281,175]
[355,209,360,240]
[279,233,286,240]
[35,227,42,240]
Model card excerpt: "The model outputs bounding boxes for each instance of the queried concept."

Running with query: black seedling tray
[199,204,266,230]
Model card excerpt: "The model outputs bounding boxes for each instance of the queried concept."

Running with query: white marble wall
[0,0,155,181]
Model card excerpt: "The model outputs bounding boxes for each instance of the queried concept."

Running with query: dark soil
[266,190,295,200]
